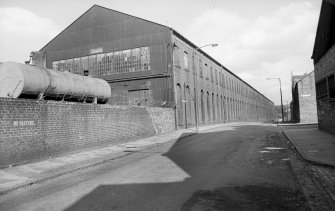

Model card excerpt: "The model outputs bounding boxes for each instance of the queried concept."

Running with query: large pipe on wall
[0,62,111,104]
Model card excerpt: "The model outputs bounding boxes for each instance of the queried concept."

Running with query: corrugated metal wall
[40,5,174,106]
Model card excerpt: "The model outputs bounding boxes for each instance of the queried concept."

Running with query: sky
[0,0,322,105]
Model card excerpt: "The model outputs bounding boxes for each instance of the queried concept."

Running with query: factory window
[52,46,151,76]
[201,90,205,122]
[141,47,151,71]
[105,52,113,75]
[212,93,215,121]
[124,49,131,73]
[128,89,152,106]
[55,60,66,72]
[114,51,122,74]
[199,60,203,77]
[210,67,214,82]
[328,74,335,98]
[80,56,89,75]
[73,58,80,75]
[184,51,189,70]
[207,92,211,121]
[223,74,226,87]
[316,79,328,98]
[96,53,105,76]
[88,55,97,75]
[219,72,221,86]
[174,47,181,67]
[52,61,58,71]
[131,48,141,72]
[205,64,209,80]
[66,59,73,73]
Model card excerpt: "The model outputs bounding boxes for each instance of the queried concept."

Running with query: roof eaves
[172,29,274,104]
[40,5,97,51]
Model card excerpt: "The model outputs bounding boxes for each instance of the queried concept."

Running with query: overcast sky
[0,0,322,105]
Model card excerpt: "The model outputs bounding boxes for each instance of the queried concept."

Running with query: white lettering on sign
[90,47,103,54]
[13,121,35,127]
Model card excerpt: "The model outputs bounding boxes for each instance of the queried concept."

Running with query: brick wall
[172,35,274,127]
[297,72,318,123]
[0,98,175,168]
[317,99,335,135]
[314,44,335,134]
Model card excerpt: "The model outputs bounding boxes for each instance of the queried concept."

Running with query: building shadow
[64,124,308,211]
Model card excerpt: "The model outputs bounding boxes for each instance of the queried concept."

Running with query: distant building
[312,0,335,134]
[291,71,317,123]
[39,5,275,128]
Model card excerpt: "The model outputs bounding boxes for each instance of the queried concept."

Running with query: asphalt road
[0,124,310,210]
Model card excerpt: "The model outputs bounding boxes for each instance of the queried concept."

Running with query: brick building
[40,5,275,128]
[291,71,318,123]
[312,0,335,134]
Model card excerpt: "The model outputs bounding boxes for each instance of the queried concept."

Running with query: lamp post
[267,77,284,123]
[193,44,218,132]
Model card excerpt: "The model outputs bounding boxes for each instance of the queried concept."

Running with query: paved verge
[282,128,335,167]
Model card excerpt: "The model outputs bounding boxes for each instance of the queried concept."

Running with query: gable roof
[40,4,274,105]
[40,4,168,51]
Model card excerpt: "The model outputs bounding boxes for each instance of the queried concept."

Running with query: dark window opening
[328,74,335,98]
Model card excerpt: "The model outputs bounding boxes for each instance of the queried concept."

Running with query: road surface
[0,123,312,210]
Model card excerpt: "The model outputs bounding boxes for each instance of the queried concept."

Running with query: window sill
[316,94,328,99]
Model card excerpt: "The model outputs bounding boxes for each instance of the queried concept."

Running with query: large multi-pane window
[73,58,80,75]
[52,46,151,76]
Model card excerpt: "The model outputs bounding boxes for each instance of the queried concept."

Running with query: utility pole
[267,77,284,122]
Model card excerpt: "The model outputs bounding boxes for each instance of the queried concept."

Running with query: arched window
[201,90,205,123]
[176,84,184,126]
[207,92,210,122]
[212,93,215,121]
[186,86,192,124]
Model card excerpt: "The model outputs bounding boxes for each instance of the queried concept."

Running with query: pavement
[0,123,230,196]
[281,124,335,168]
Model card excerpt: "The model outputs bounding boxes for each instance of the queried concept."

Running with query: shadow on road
[64,124,310,211]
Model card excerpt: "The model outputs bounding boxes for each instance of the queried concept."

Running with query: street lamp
[193,43,218,132]
[266,77,284,123]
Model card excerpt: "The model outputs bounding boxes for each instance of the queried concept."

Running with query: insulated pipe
[0,62,111,104]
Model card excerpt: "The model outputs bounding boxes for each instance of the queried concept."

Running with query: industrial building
[291,71,318,123]
[40,5,275,128]
[312,0,335,134]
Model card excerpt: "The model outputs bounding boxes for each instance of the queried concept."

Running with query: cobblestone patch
[283,133,335,210]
